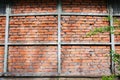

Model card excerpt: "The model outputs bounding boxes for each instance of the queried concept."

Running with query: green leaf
[86,26,110,36]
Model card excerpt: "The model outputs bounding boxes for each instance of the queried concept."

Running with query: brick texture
[8,46,57,73]
[62,0,107,13]
[11,0,57,14]
[0,46,4,73]
[61,46,111,76]
[9,16,58,43]
[0,17,5,43]
[0,0,114,77]
[61,16,110,43]
[113,17,120,42]
[116,46,120,54]
[115,46,120,75]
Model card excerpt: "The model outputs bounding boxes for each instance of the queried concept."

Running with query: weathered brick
[0,0,114,77]
[62,0,107,13]
[0,46,4,73]
[0,17,5,43]
[115,46,120,75]
[116,46,120,54]
[61,16,110,43]
[61,46,111,76]
[11,0,57,14]
[113,17,120,42]
[9,16,58,43]
[8,46,57,73]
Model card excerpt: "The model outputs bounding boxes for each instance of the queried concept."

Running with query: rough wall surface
[116,46,120,54]
[0,17,5,73]
[0,47,4,73]
[0,17,5,43]
[115,46,120,75]
[61,16,110,43]
[8,46,57,74]
[11,0,57,14]
[61,46,111,76]
[113,17,120,42]
[9,16,58,43]
[62,0,107,13]
[0,0,116,78]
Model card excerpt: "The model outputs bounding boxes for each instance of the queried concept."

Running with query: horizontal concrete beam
[61,13,109,16]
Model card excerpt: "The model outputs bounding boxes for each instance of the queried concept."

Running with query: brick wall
[61,16,110,43]
[61,46,111,76]
[0,0,116,77]
[0,17,5,43]
[8,46,57,75]
[11,0,57,14]
[116,46,120,54]
[0,17,5,74]
[9,16,58,43]
[113,17,120,42]
[115,46,120,75]
[0,46,4,73]
[62,0,107,13]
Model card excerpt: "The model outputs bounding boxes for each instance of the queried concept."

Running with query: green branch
[86,26,111,36]
[86,25,120,36]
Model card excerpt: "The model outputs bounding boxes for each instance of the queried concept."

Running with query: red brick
[115,46,120,75]
[113,17,120,42]
[61,16,110,43]
[61,46,111,76]
[62,0,107,13]
[115,46,120,55]
[11,0,57,14]
[0,46,4,73]
[9,16,58,43]
[8,46,57,73]
[0,17,6,43]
